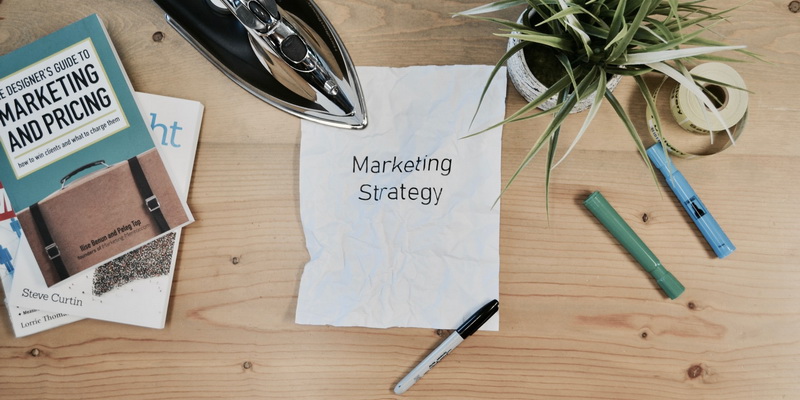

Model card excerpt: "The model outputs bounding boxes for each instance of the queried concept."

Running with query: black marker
[393,299,499,395]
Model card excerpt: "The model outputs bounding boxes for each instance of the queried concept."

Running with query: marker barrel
[393,332,463,395]
[584,191,684,299]
[646,143,735,258]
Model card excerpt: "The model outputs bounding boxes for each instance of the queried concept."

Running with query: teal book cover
[0,14,192,287]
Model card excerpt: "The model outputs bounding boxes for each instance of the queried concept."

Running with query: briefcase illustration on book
[17,148,189,287]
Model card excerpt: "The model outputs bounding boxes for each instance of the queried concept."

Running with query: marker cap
[645,142,675,176]
[456,299,499,338]
[650,268,685,300]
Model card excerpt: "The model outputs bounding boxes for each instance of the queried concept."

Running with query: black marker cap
[456,299,499,339]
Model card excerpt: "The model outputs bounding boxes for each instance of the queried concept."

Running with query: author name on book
[20,287,83,307]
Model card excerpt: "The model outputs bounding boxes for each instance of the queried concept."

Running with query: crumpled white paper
[296,65,506,330]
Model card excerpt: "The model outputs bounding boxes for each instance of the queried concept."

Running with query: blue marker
[646,142,735,258]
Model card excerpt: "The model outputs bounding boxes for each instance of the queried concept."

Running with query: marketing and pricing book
[0,14,192,288]
[3,92,203,333]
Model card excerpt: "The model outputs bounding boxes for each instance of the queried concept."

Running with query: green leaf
[545,89,570,221]
[604,66,653,76]
[632,19,728,53]
[616,45,746,65]
[470,40,528,128]
[553,68,607,168]
[538,4,604,27]
[536,6,584,26]
[608,0,656,61]
[604,23,629,50]
[496,87,579,208]
[464,71,575,137]
[496,32,575,51]
[606,0,627,45]
[554,52,579,94]
[691,73,753,94]
[604,89,661,192]
[555,0,593,56]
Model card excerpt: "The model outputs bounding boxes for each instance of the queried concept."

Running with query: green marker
[584,191,685,299]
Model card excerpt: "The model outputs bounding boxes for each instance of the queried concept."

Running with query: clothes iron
[153,0,368,129]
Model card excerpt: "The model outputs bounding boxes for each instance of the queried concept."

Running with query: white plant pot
[506,13,622,113]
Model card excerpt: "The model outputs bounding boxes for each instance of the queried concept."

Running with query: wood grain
[1,0,799,399]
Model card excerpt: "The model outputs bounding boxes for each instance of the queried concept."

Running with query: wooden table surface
[1,1,799,399]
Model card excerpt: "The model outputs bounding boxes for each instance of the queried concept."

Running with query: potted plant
[456,0,754,213]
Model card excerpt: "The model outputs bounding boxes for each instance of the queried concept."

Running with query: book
[0,182,83,337]
[0,14,192,288]
[2,92,203,334]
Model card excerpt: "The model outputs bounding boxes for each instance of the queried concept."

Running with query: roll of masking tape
[647,63,748,158]
[669,63,748,134]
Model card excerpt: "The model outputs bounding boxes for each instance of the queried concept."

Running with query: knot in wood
[687,364,703,379]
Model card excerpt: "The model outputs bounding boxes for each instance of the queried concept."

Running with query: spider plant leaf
[647,61,736,143]
[463,104,558,140]
[554,52,579,94]
[538,4,604,27]
[687,37,767,62]
[496,32,575,51]
[501,106,559,125]
[536,6,583,26]
[617,45,745,65]
[691,73,753,94]
[553,68,606,168]
[607,0,627,44]
[665,0,681,31]
[556,0,593,56]
[691,54,747,63]
[634,20,726,52]
[640,17,674,42]
[469,40,528,128]
[495,88,579,207]
[668,4,743,30]
[605,24,629,50]
[545,89,570,221]
[635,24,667,45]
[608,0,656,61]
[633,74,663,148]
[604,66,653,76]
[604,89,661,191]
[465,72,575,137]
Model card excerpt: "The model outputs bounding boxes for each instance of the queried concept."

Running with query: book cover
[0,14,192,287]
[3,92,203,333]
[0,182,83,337]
